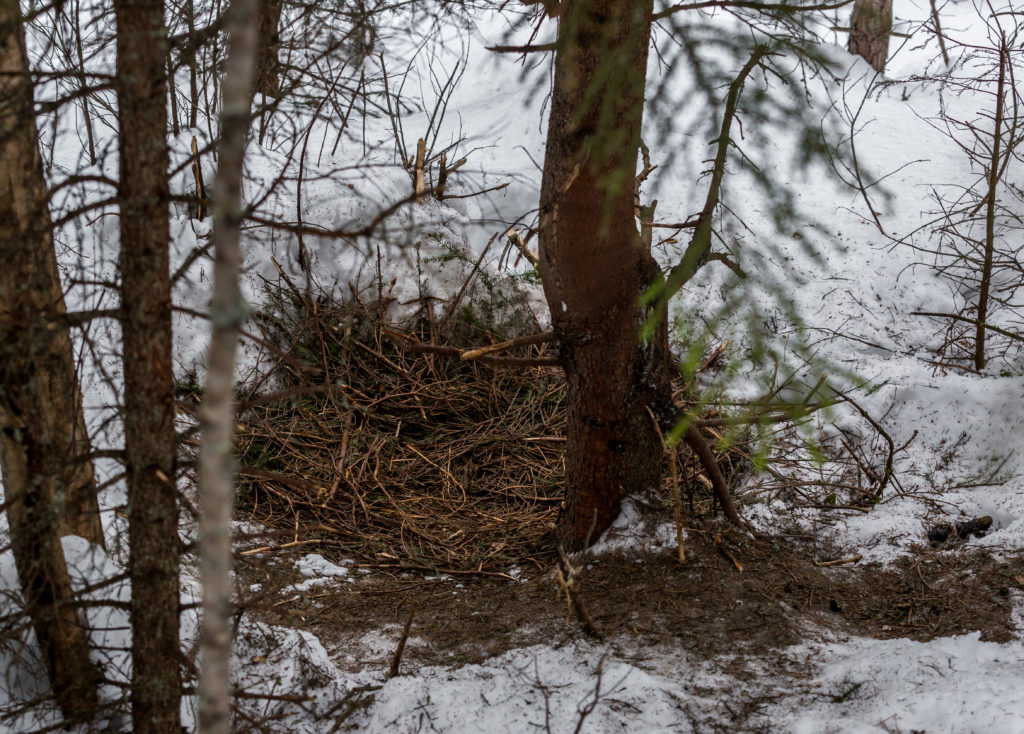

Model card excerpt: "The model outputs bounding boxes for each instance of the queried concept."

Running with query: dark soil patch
[238,510,1022,674]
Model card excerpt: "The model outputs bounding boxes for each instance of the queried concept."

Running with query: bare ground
[235,501,1022,732]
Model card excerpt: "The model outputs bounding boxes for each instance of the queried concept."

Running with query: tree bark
[0,1,100,722]
[848,0,892,73]
[112,0,181,731]
[254,0,283,98]
[538,0,671,551]
[198,0,260,731]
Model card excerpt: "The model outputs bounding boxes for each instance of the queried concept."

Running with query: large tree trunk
[848,0,892,73]
[197,1,260,730]
[538,0,671,551]
[113,1,181,731]
[0,2,100,722]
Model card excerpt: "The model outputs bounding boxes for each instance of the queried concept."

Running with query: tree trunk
[0,1,100,722]
[254,0,283,98]
[538,0,671,551]
[848,0,892,73]
[198,0,260,730]
[113,1,181,731]
[974,34,1007,371]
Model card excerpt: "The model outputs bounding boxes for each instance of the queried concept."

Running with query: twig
[714,534,743,572]
[506,228,539,268]
[647,407,685,563]
[239,539,325,557]
[555,546,602,639]
[911,312,1024,344]
[383,328,559,366]
[699,339,729,373]
[440,232,497,329]
[461,332,555,360]
[831,387,897,499]
[657,46,770,304]
[486,42,557,53]
[387,607,416,679]
[815,554,863,567]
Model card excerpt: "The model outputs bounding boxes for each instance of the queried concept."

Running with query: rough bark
[112,0,181,730]
[538,0,670,551]
[198,0,260,731]
[254,0,283,98]
[848,0,892,73]
[0,2,100,722]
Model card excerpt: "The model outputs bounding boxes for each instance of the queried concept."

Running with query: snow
[285,553,353,593]
[3,0,1024,731]
[224,612,1024,733]
[589,495,687,556]
[776,628,1024,734]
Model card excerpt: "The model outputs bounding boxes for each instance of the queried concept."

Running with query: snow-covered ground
[3,0,1024,731]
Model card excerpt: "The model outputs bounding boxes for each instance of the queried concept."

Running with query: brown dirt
[237,507,1022,675]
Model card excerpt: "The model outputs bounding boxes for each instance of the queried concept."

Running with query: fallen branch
[815,554,863,567]
[831,387,898,500]
[461,331,555,360]
[506,228,539,268]
[684,424,745,529]
[911,311,1024,344]
[383,328,559,367]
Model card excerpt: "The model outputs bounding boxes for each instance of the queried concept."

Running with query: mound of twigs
[234,285,569,574]
[230,275,764,575]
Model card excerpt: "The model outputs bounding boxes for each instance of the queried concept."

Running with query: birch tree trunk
[112,0,181,730]
[537,0,672,550]
[0,1,100,722]
[197,0,260,730]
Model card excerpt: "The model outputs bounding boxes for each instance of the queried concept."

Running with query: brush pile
[230,276,755,574]
[234,284,569,573]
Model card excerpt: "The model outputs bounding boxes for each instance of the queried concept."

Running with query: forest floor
[234,503,1023,732]
[4,1,1024,731]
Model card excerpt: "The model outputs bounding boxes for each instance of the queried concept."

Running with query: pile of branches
[229,282,749,574]
[233,285,570,573]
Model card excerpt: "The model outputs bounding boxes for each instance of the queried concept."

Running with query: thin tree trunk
[538,0,670,551]
[975,33,1007,371]
[253,0,283,98]
[197,0,259,730]
[70,0,97,165]
[112,0,181,731]
[188,0,199,128]
[0,2,100,722]
[848,0,892,73]
[168,47,180,135]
